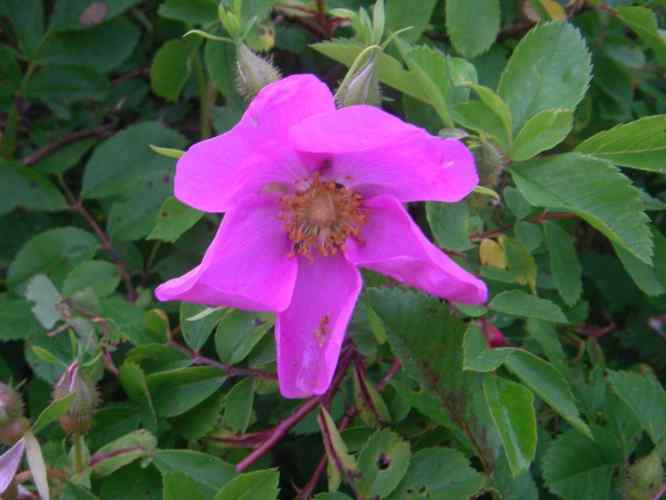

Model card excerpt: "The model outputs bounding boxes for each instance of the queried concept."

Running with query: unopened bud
[0,384,24,427]
[335,55,381,107]
[235,43,281,99]
[0,417,29,446]
[481,320,508,348]
[219,6,241,39]
[52,363,99,434]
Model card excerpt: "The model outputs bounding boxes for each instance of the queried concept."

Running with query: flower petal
[276,254,361,398]
[155,198,297,312]
[0,438,24,495]
[175,74,335,212]
[346,195,487,304]
[290,105,478,203]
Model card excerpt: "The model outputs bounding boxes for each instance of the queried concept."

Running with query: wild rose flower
[156,75,487,398]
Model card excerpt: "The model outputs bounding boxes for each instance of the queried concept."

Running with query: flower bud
[481,319,508,348]
[52,363,99,435]
[219,6,241,39]
[0,417,29,446]
[235,43,281,99]
[335,55,381,107]
[0,384,24,428]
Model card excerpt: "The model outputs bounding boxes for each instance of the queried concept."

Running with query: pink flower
[156,75,487,398]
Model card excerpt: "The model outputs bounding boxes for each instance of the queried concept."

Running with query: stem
[470,211,578,241]
[22,124,114,166]
[192,50,212,139]
[74,433,84,474]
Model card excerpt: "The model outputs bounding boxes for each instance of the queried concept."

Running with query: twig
[575,321,617,338]
[235,348,354,472]
[167,339,277,381]
[22,125,113,166]
[470,211,577,241]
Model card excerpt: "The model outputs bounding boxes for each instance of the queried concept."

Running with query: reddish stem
[470,211,577,241]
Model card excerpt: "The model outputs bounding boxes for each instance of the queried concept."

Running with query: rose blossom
[156,74,487,398]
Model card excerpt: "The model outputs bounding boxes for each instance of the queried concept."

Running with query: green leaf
[0,298,43,341]
[385,0,438,42]
[318,406,357,491]
[61,482,97,500]
[463,324,515,372]
[158,0,218,24]
[164,472,206,500]
[446,0,500,58]
[466,83,512,145]
[607,370,666,444]
[386,447,484,500]
[510,108,573,161]
[542,428,622,500]
[358,429,411,499]
[118,362,158,431]
[575,115,666,173]
[7,227,99,289]
[613,228,666,296]
[32,393,74,434]
[0,162,68,216]
[4,0,43,56]
[50,0,139,32]
[32,138,97,175]
[543,221,583,306]
[223,378,255,434]
[25,65,110,102]
[153,449,236,498]
[426,201,472,252]
[151,39,192,102]
[483,374,537,476]
[489,290,567,323]
[510,153,652,264]
[215,310,273,365]
[39,17,140,73]
[24,274,63,329]
[180,303,226,353]
[498,22,591,133]
[172,391,226,441]
[149,145,185,159]
[147,366,225,417]
[214,469,279,500]
[91,429,157,477]
[505,350,591,437]
[616,7,666,67]
[0,44,22,100]
[63,260,120,298]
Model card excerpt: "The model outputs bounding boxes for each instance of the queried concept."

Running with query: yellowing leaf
[480,238,507,269]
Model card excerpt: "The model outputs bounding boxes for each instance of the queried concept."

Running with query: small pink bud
[52,363,99,435]
[481,320,507,348]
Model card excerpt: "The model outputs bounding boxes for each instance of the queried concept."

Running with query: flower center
[280,174,366,258]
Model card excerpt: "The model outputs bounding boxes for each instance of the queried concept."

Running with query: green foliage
[2,1,666,498]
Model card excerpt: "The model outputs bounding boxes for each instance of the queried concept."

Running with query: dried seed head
[52,363,99,434]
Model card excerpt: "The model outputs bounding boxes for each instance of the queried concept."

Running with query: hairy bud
[235,43,281,99]
[52,363,99,434]
[0,384,28,446]
[335,55,381,107]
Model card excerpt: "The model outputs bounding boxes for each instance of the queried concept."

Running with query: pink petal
[290,106,478,203]
[0,438,24,495]
[175,74,335,212]
[346,195,487,304]
[155,198,297,312]
[276,254,361,398]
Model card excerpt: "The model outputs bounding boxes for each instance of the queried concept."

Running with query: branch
[22,124,114,166]
[470,211,577,241]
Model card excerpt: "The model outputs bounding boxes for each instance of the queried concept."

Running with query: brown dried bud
[52,363,99,435]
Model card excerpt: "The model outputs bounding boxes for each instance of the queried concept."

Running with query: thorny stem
[74,433,84,474]
[470,211,578,241]
[235,348,355,473]
[167,339,277,381]
[58,177,137,302]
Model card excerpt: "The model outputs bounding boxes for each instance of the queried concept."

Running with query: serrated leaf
[386,447,484,500]
[498,22,591,133]
[607,370,666,444]
[25,274,63,329]
[489,290,567,323]
[63,260,120,298]
[510,108,573,161]
[223,378,254,434]
[446,0,500,58]
[148,366,225,418]
[510,153,652,264]
[483,374,537,476]
[154,449,236,498]
[576,115,666,173]
[543,221,582,306]
[180,303,226,353]
[215,310,273,365]
[426,201,472,252]
[213,469,279,500]
[542,428,622,500]
[172,390,226,441]
[384,0,438,42]
[164,472,206,500]
[505,350,591,437]
[0,162,68,216]
[358,429,411,498]
[613,228,666,296]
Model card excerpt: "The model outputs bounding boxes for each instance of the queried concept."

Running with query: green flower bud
[335,55,381,108]
[235,43,281,99]
[52,363,99,435]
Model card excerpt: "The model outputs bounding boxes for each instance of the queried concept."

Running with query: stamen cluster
[280,175,366,258]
